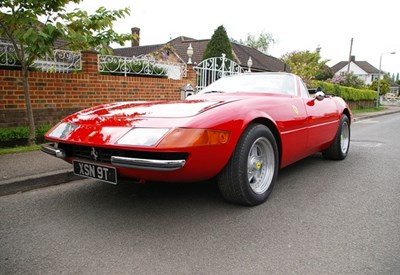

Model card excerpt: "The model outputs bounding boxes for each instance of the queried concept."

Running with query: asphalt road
[1,114,400,274]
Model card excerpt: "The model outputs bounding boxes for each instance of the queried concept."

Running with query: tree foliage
[202,25,234,61]
[58,6,132,53]
[281,47,329,85]
[330,72,365,89]
[0,0,131,145]
[369,79,390,95]
[232,31,275,54]
[315,64,333,81]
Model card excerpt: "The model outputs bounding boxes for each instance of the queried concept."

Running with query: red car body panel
[43,73,351,183]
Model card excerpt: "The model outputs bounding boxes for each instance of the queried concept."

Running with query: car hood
[66,99,237,125]
[46,99,239,144]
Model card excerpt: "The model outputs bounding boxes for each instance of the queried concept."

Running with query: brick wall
[0,51,197,127]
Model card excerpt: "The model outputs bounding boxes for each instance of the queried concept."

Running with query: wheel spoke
[340,121,350,153]
[247,137,275,194]
[217,124,278,205]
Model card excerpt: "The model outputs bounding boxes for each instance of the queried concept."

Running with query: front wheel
[217,124,279,206]
[322,114,350,160]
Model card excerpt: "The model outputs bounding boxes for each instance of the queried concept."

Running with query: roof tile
[112,36,287,72]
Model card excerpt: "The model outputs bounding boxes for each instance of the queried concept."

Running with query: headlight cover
[48,122,77,139]
[116,128,170,146]
[115,127,231,148]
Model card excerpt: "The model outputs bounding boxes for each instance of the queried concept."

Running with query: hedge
[0,125,51,142]
[312,81,377,101]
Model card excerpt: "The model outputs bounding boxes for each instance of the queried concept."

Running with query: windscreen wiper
[204,90,225,94]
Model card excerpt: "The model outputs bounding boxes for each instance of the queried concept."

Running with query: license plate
[73,160,117,185]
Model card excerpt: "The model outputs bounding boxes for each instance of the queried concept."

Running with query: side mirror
[308,86,322,94]
[307,91,326,106]
[314,91,326,101]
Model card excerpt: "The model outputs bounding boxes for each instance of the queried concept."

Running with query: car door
[274,76,309,167]
[297,80,339,150]
[305,97,339,149]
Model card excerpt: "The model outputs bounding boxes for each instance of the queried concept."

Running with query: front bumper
[41,143,186,172]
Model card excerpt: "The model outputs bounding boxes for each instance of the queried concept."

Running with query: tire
[217,124,279,206]
[322,114,350,160]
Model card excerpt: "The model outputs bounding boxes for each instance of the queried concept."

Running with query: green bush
[330,72,365,89]
[312,81,377,101]
[0,125,52,142]
[369,79,390,95]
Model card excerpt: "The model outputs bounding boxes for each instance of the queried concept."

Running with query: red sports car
[42,72,351,206]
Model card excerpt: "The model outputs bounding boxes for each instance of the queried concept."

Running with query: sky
[69,0,400,76]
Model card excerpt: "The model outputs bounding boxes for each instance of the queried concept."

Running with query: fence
[194,54,245,91]
[0,41,82,73]
[0,51,197,128]
[98,54,187,79]
[33,50,82,73]
[0,41,187,79]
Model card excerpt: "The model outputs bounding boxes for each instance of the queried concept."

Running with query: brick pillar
[81,51,98,75]
[186,64,197,89]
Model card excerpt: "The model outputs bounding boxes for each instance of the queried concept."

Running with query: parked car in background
[42,72,351,206]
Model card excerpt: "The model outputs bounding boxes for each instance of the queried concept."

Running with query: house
[112,27,287,73]
[389,81,400,95]
[331,56,380,85]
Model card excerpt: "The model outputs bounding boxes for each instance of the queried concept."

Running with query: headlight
[115,128,231,148]
[48,122,77,139]
[116,128,170,146]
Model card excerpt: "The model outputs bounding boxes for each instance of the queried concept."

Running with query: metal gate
[194,54,244,91]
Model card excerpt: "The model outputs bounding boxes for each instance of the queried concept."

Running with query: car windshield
[200,73,296,96]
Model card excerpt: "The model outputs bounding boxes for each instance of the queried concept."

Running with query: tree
[330,72,365,89]
[383,72,392,82]
[0,0,132,145]
[315,64,333,81]
[369,79,390,95]
[202,25,234,61]
[281,47,329,85]
[232,31,275,54]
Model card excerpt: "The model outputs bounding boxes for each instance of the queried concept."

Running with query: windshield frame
[199,73,297,96]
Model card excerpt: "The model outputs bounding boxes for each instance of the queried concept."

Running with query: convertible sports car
[42,72,351,206]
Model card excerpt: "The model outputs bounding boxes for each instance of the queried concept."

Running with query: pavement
[1,104,400,196]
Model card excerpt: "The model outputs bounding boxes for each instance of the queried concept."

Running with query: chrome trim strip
[41,143,66,158]
[111,156,186,171]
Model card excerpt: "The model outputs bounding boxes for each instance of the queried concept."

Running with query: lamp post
[247,57,253,72]
[376,51,396,107]
[187,43,193,64]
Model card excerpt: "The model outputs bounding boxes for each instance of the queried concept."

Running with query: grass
[0,144,41,155]
[351,106,385,114]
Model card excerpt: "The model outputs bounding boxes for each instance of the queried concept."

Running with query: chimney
[131,27,140,47]
[350,55,355,62]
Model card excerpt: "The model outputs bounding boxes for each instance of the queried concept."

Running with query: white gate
[194,54,244,91]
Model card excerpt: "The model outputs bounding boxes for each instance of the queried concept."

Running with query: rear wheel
[217,124,279,206]
[322,114,350,160]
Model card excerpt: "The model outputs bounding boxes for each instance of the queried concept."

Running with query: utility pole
[376,52,396,107]
[347,38,353,74]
